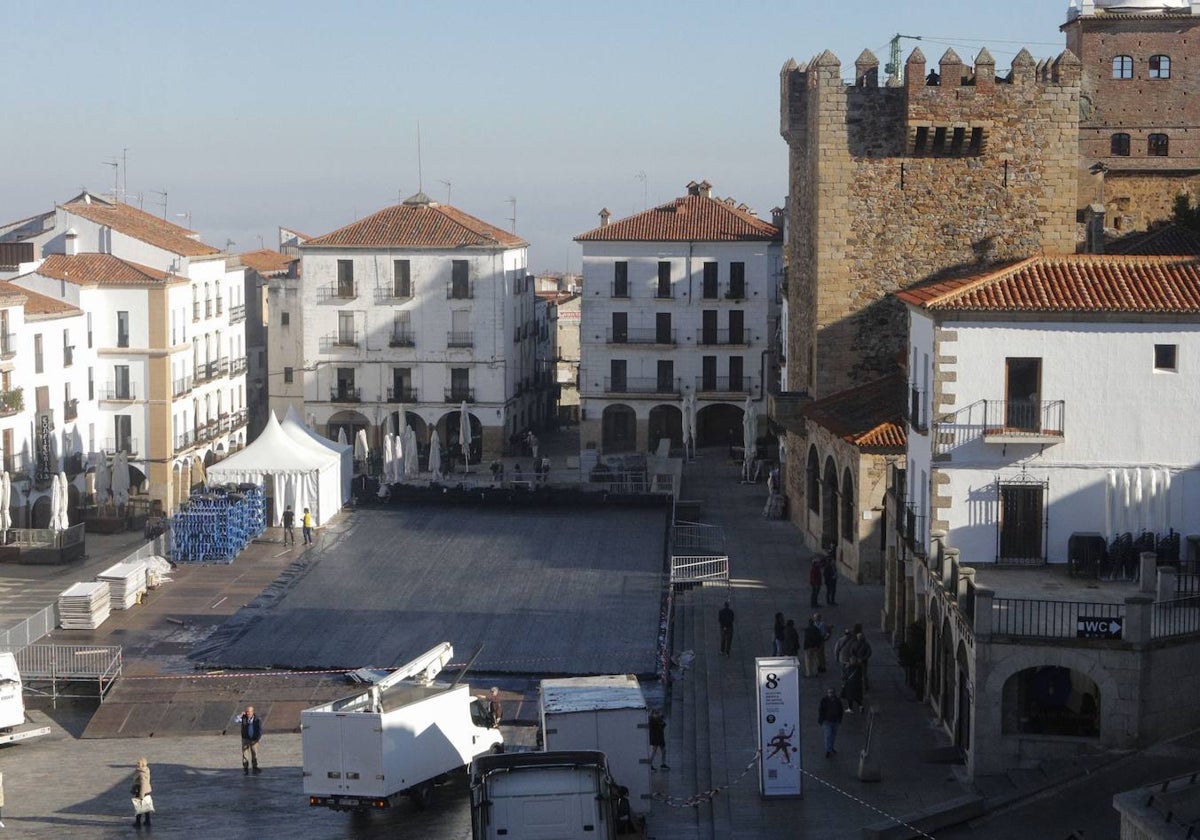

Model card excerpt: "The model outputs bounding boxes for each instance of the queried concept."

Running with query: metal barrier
[0,604,58,652]
[15,643,123,703]
[670,555,730,585]
[11,524,85,548]
[672,522,726,555]
[992,598,1124,639]
[1152,597,1200,640]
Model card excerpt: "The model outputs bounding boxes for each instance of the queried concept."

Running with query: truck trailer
[302,643,503,811]
[471,750,622,840]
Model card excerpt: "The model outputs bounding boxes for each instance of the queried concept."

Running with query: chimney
[64,228,78,257]
[599,208,610,228]
[1084,204,1106,254]
[697,180,712,198]
[771,207,785,229]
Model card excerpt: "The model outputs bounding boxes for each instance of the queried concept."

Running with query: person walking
[301,507,314,545]
[841,658,865,713]
[818,686,845,757]
[783,618,801,657]
[823,551,839,605]
[281,505,295,547]
[648,710,668,771]
[850,624,873,691]
[130,757,153,828]
[718,601,735,656]
[772,612,786,656]
[813,613,831,674]
[233,706,263,774]
[802,618,823,677]
[488,687,503,728]
[809,558,823,608]
[834,628,854,674]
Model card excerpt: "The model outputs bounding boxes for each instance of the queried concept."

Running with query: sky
[4,0,1070,273]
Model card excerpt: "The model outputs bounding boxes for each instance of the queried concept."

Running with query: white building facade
[276,193,537,464]
[575,181,782,455]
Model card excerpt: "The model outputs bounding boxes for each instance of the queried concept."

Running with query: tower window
[1111,133,1130,157]
[1149,133,1169,157]
[1112,55,1133,79]
[1149,55,1171,79]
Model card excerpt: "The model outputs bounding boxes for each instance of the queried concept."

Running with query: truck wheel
[408,783,434,810]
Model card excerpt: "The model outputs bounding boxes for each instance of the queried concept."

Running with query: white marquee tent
[205,412,342,526]
[280,404,352,504]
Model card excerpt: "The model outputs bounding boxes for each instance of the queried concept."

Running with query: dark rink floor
[189,503,670,676]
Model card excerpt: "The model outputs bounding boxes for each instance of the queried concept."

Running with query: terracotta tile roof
[305,193,527,249]
[800,374,907,453]
[0,280,80,317]
[895,255,1200,313]
[33,254,174,287]
[575,193,781,243]
[1107,224,1200,257]
[239,249,297,276]
[61,195,220,257]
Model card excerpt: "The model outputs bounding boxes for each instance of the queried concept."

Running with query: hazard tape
[119,662,471,681]
[652,748,938,840]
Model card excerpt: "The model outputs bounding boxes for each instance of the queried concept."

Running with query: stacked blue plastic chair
[171,483,267,563]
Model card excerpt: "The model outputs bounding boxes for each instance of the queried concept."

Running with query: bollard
[857,705,882,782]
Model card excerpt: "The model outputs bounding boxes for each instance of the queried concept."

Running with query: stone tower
[780,47,1081,400]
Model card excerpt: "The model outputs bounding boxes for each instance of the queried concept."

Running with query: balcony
[445,388,475,403]
[175,431,193,451]
[654,286,675,300]
[695,329,750,347]
[605,377,682,396]
[981,399,1065,445]
[903,504,926,556]
[230,357,247,375]
[447,331,474,348]
[611,282,630,299]
[695,376,757,396]
[63,346,74,367]
[378,283,414,302]
[446,281,474,300]
[724,285,747,302]
[387,386,418,402]
[331,387,362,403]
[0,332,14,359]
[908,386,928,433]
[104,438,139,456]
[193,301,201,322]
[101,384,136,401]
[63,398,78,422]
[607,328,677,345]
[230,409,247,429]
[230,303,246,323]
[194,422,215,443]
[205,300,213,319]
[216,297,224,316]
[0,387,22,417]
[194,358,230,384]
[320,334,360,352]
[389,330,415,348]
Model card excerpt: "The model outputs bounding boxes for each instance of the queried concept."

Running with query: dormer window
[1112,55,1133,80]
[1149,55,1171,79]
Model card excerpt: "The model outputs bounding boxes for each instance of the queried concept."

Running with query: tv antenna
[175,211,192,229]
[507,196,517,233]
[102,158,119,201]
[121,147,129,202]
[438,179,452,204]
[151,189,168,219]
[416,122,424,193]
[256,234,264,250]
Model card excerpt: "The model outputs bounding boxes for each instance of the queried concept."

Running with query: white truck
[302,643,503,811]
[0,652,51,745]
[470,750,622,840]
[540,674,651,814]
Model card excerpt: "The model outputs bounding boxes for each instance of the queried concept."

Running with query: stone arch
[939,616,954,722]
[1000,666,1101,738]
[436,410,483,465]
[601,404,637,453]
[648,404,682,453]
[327,410,369,446]
[841,466,856,543]
[172,461,184,507]
[806,445,820,513]
[955,640,973,750]
[30,494,51,529]
[390,410,427,441]
[695,402,743,448]
[821,456,839,548]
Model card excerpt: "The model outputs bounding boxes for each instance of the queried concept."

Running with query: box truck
[471,750,623,840]
[0,652,50,745]
[302,643,503,811]
[540,674,651,813]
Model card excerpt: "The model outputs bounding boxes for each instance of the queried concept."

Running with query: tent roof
[208,413,336,475]
[281,404,352,456]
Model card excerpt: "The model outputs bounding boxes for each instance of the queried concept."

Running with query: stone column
[1123,595,1153,645]
[1157,565,1178,603]
[973,586,994,641]
[1139,552,1158,595]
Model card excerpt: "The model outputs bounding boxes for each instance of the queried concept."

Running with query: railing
[332,282,357,300]
[654,286,674,299]
[388,386,418,402]
[1152,597,1200,640]
[904,505,926,555]
[194,423,214,443]
[172,375,192,397]
[389,330,415,347]
[100,384,136,401]
[215,297,224,316]
[63,399,78,421]
[992,598,1124,639]
[230,357,247,375]
[0,603,57,652]
[446,281,474,300]
[330,388,362,403]
[983,399,1065,437]
[607,328,677,345]
[193,301,201,321]
[605,377,681,395]
[445,388,475,402]
[694,376,756,395]
[0,387,23,416]
[724,285,747,301]
[670,555,731,586]
[205,300,213,318]
[447,331,474,348]
[175,431,194,450]
[695,329,750,346]
[673,522,726,555]
[11,524,85,549]
[230,409,247,429]
[194,358,230,383]
[909,386,927,432]
[229,303,246,323]
[379,283,414,301]
[16,642,122,703]
[611,283,630,299]
[103,438,138,455]
[0,332,14,359]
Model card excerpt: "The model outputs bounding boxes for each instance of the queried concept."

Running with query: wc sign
[1077,616,1123,640]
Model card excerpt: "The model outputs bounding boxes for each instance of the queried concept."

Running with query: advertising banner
[756,656,801,797]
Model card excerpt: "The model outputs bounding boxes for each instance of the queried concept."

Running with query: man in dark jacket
[281,506,295,547]
[818,686,845,757]
[718,602,735,656]
[234,706,263,774]
[802,619,824,677]
[783,619,801,657]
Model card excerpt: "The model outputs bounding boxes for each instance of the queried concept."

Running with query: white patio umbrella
[49,474,62,531]
[1161,469,1173,534]
[680,396,692,459]
[112,450,130,508]
[404,425,419,479]
[742,395,756,481]
[1105,469,1116,539]
[337,427,348,446]
[94,455,111,511]
[384,434,396,483]
[57,471,71,530]
[1134,468,1145,531]
[687,395,698,459]
[428,429,442,480]
[0,471,10,542]
[459,401,472,473]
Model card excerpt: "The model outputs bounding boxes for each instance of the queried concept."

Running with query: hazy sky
[5,1,1070,272]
